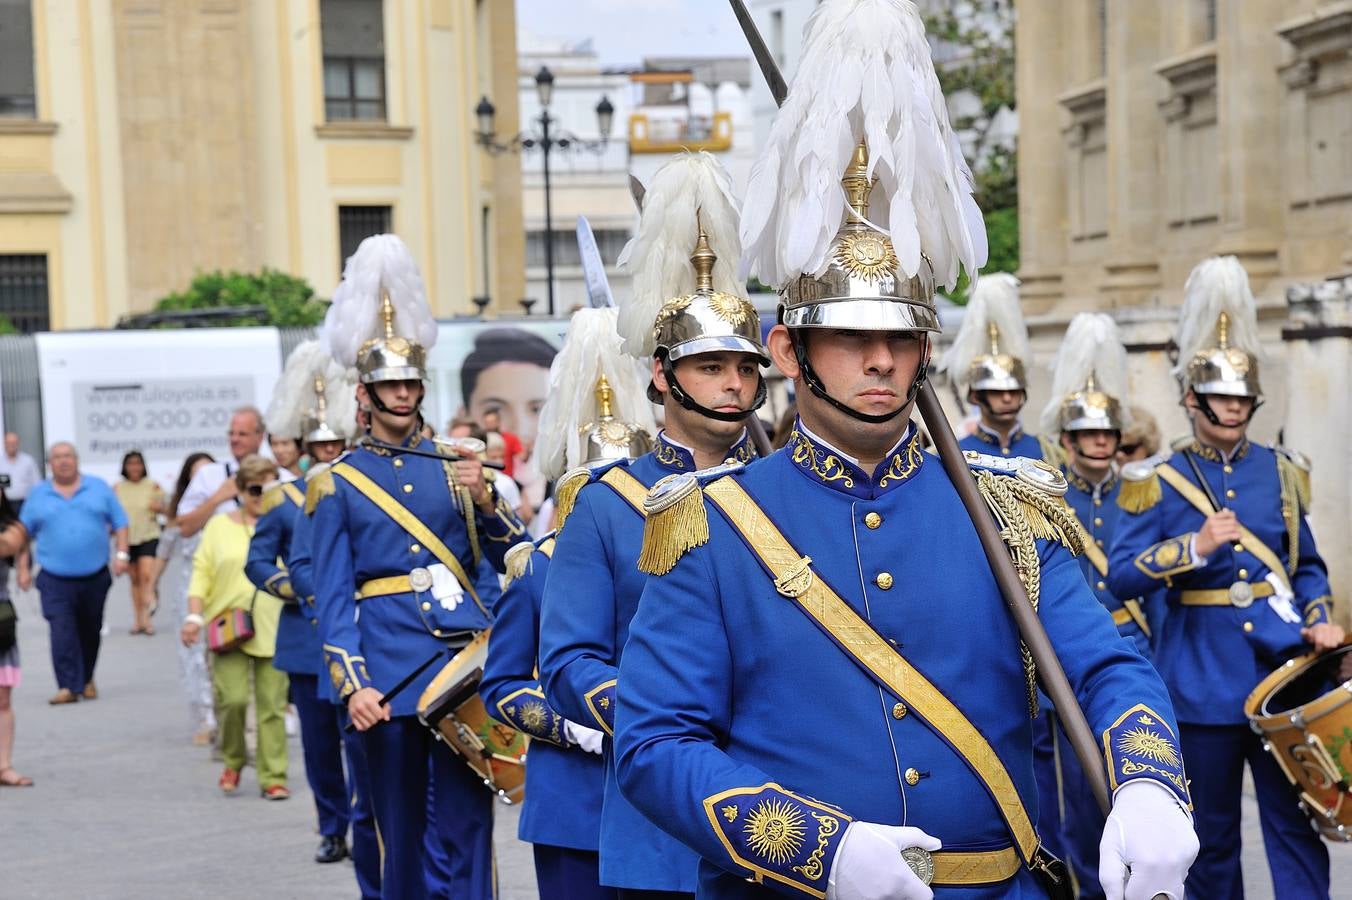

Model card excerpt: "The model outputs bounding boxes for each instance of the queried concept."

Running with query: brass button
[433,629,444,637]
[393,458,403,468]
[411,543,421,553]
[864,512,883,530]
[1001,448,1010,456]
[892,702,907,720]
[1096,581,1107,591]
[1223,465,1233,474]
[1096,538,1105,548]
[904,767,921,786]
[1243,622,1254,633]
[1238,568,1249,580]
[402,484,413,494]
[1233,543,1244,554]
[421,601,432,612]
[310,618,318,626]
[1225,489,1236,499]
[875,572,894,591]
[1093,517,1103,527]
[1093,498,1102,507]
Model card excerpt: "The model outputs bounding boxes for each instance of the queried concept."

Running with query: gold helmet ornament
[266,340,359,448]
[616,151,768,421]
[740,0,987,424]
[536,306,656,529]
[1040,313,1129,436]
[939,273,1030,399]
[321,234,437,386]
[1174,256,1263,420]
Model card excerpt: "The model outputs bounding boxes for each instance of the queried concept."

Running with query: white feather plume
[535,308,657,480]
[320,234,438,368]
[938,272,1026,395]
[1039,313,1129,435]
[266,340,360,441]
[1173,255,1263,380]
[740,0,987,292]
[616,151,744,359]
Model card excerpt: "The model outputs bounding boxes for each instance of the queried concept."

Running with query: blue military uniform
[1108,438,1331,899]
[246,479,353,851]
[539,430,756,893]
[959,421,1058,462]
[613,423,1190,898]
[310,436,525,900]
[481,535,614,900]
[287,481,382,900]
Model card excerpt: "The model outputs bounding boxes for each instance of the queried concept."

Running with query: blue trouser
[534,845,617,900]
[1031,709,1068,862]
[37,569,111,693]
[290,673,349,838]
[1180,723,1329,900]
[1053,722,1106,899]
[362,715,494,900]
[340,705,382,900]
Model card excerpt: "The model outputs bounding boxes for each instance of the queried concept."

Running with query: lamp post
[476,66,615,316]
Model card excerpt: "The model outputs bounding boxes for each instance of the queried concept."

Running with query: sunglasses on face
[244,484,266,497]
[1118,444,1140,456]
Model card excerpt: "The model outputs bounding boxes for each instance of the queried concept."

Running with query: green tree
[154,269,326,327]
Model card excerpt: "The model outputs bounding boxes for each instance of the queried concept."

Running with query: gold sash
[1155,465,1291,594]
[331,463,487,617]
[703,477,1041,863]
[600,467,650,518]
[282,482,304,508]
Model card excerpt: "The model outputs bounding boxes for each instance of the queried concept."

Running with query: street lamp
[476,66,615,316]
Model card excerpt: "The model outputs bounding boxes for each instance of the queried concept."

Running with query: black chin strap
[791,332,930,425]
[1067,431,1120,463]
[970,389,1026,422]
[658,354,767,423]
[366,383,425,420]
[1185,393,1262,428]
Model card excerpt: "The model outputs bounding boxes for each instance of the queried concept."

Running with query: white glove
[826,821,940,900]
[1099,780,1198,900]
[563,720,605,754]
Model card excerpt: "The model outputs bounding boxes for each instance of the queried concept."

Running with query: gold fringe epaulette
[503,541,537,588]
[1117,461,1162,514]
[636,473,709,576]
[259,484,288,517]
[1275,450,1310,576]
[1275,449,1312,510]
[552,467,592,534]
[305,467,336,514]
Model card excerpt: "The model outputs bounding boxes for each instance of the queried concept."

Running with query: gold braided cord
[442,460,482,568]
[1276,455,1304,577]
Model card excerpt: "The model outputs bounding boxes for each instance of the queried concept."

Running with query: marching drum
[417,630,528,805]
[1244,642,1352,841]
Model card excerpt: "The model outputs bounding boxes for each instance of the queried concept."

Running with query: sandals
[0,767,34,787]
[219,767,241,794]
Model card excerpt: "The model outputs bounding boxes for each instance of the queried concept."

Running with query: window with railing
[0,0,37,118]
[321,0,386,122]
[525,229,630,269]
[0,255,50,333]
[339,206,393,272]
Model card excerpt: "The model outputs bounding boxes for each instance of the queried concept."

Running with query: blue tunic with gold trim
[310,437,525,715]
[614,424,1188,899]
[1107,439,1330,726]
[481,534,604,853]
[539,431,754,892]
[958,421,1056,461]
[245,479,318,675]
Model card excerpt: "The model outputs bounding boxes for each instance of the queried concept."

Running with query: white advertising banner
[36,329,284,486]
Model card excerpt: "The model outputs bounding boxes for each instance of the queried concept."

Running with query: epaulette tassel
[305,468,335,514]
[1117,473,1161,514]
[502,541,536,588]
[259,486,286,517]
[552,469,590,534]
[637,481,708,576]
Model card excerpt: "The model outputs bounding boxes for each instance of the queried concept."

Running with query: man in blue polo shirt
[19,442,129,704]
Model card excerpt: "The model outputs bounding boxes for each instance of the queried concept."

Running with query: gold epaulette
[503,540,537,587]
[552,467,592,534]
[259,483,289,517]
[1036,435,1066,470]
[305,466,335,515]
[1275,447,1312,511]
[971,463,1084,557]
[637,473,709,576]
[1117,457,1163,514]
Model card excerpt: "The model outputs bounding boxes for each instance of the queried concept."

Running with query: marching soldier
[538,151,768,898]
[941,274,1059,461]
[1037,313,1156,898]
[246,341,361,867]
[481,306,655,899]
[614,2,1197,899]
[1108,255,1343,899]
[309,234,525,900]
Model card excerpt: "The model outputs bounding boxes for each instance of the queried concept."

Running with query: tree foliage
[155,269,327,327]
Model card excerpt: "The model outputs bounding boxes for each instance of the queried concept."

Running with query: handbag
[207,592,256,654]
[0,598,16,654]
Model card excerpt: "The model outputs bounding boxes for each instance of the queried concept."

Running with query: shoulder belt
[1155,464,1291,593]
[330,462,486,616]
[703,476,1041,865]
[1060,503,1108,577]
[599,466,649,518]
[282,482,304,507]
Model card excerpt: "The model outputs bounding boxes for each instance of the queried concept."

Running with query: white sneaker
[285,709,299,738]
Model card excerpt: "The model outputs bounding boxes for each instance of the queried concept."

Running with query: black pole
[540,110,556,317]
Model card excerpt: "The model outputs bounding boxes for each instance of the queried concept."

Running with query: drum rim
[1244,642,1352,728]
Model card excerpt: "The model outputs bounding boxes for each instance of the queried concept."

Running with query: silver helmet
[1174,256,1263,401]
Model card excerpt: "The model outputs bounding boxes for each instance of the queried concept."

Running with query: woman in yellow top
[179,455,288,798]
[114,451,166,635]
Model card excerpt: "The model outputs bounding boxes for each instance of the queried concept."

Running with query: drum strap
[703,476,1042,865]
[331,462,487,617]
[1155,466,1292,594]
[600,467,650,518]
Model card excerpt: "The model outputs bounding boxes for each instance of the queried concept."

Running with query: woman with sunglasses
[180,454,289,798]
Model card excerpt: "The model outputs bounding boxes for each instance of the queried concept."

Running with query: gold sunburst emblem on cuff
[833,231,899,282]
[1117,725,1181,768]
[520,700,548,733]
[744,799,807,866]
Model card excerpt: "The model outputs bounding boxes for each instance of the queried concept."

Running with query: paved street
[3,568,1349,898]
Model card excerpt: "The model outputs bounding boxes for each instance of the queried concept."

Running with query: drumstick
[343,648,448,733]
